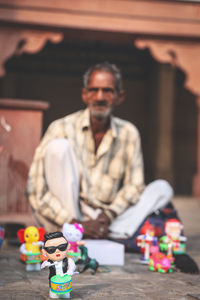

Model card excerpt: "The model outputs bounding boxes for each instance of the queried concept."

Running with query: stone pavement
[0,197,200,300]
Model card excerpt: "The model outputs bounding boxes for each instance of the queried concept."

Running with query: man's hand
[81,218,109,239]
[97,211,111,226]
[71,210,116,239]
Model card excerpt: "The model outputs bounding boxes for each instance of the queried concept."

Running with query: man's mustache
[93,101,108,107]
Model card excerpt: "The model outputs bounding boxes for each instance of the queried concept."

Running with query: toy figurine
[17,226,45,271]
[148,252,174,274]
[136,221,159,264]
[62,223,84,260]
[0,226,5,249]
[76,245,99,275]
[159,219,187,256]
[41,231,77,299]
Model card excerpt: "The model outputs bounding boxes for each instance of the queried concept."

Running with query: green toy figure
[159,219,187,255]
[76,245,99,274]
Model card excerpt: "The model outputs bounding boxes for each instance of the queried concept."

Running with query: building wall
[0,37,197,194]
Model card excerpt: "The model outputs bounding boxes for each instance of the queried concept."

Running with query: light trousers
[42,138,173,238]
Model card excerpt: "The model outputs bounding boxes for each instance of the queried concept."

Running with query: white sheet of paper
[83,239,125,266]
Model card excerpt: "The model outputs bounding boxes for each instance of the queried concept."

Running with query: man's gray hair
[83,62,123,92]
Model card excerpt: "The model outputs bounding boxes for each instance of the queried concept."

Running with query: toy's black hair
[43,231,66,245]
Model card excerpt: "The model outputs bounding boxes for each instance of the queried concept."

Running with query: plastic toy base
[140,258,149,264]
[149,266,173,274]
[49,290,70,298]
[26,263,41,271]
[173,250,185,255]
[68,251,80,257]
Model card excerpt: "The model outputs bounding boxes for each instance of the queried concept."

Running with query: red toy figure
[160,219,187,255]
[17,226,45,271]
[136,221,159,264]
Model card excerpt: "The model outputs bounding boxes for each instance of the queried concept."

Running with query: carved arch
[135,39,200,96]
[0,27,63,76]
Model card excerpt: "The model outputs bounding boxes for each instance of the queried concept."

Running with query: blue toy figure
[0,226,5,249]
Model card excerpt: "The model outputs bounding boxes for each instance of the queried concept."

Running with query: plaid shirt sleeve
[107,127,145,216]
[26,119,71,225]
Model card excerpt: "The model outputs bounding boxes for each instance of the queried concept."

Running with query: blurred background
[0,0,200,228]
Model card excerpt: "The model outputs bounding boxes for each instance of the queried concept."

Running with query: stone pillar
[192,96,200,198]
[135,39,200,198]
[154,64,175,185]
[0,99,49,215]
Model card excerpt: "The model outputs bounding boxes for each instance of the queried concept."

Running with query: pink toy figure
[41,231,77,299]
[62,223,84,260]
[17,226,45,271]
[149,252,174,273]
[160,219,187,255]
[136,221,159,264]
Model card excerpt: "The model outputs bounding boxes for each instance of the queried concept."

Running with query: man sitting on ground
[27,62,175,241]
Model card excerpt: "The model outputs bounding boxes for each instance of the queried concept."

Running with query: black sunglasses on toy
[44,242,68,254]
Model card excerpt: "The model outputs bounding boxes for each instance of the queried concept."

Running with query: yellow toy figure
[17,226,45,271]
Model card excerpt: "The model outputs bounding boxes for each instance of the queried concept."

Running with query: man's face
[82,70,124,120]
[43,237,68,262]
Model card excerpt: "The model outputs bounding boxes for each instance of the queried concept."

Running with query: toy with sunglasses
[17,226,45,271]
[41,231,77,299]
